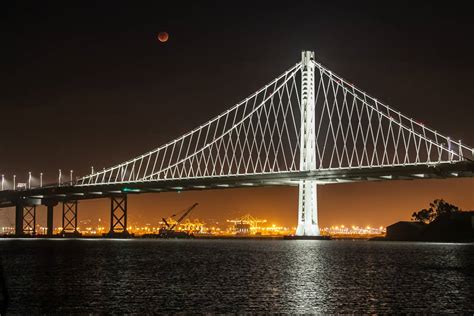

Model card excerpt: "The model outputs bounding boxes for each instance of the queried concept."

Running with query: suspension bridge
[1,51,473,237]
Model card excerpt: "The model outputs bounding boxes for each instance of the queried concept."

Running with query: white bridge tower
[296,51,320,236]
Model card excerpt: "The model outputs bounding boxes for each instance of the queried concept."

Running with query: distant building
[386,211,474,242]
[179,218,205,233]
[235,222,251,235]
[227,214,266,235]
[159,218,205,233]
[422,210,474,242]
[386,221,426,241]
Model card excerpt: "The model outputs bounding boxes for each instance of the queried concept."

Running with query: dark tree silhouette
[411,199,461,224]
[430,199,460,217]
[411,208,435,224]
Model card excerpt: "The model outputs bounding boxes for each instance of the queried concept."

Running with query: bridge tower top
[301,50,315,65]
[300,50,316,172]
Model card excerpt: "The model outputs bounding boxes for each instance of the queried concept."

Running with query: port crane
[159,203,198,238]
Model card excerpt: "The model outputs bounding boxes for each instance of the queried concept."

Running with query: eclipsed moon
[158,32,169,42]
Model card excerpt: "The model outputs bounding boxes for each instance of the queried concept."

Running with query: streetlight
[70,170,73,184]
[58,169,62,186]
[91,166,94,174]
[1,175,4,191]
[28,171,32,189]
[40,172,43,187]
[13,175,16,190]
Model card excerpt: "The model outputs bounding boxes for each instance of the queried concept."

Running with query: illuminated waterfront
[1,216,386,238]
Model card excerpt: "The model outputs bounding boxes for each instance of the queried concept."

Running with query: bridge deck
[0,162,472,208]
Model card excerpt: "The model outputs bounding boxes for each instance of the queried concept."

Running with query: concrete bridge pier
[43,200,58,236]
[106,195,130,238]
[15,204,22,236]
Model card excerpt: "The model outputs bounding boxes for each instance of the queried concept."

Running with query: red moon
[158,32,169,42]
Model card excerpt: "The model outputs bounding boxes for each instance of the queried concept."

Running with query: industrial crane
[159,203,198,238]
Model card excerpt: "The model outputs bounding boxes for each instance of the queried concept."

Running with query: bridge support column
[61,201,81,237]
[14,203,36,236]
[47,205,54,236]
[44,200,58,236]
[107,195,130,238]
[296,181,319,236]
[15,204,23,236]
[296,51,320,236]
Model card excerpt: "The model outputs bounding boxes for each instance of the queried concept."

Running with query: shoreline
[1,235,471,243]
[0,234,379,240]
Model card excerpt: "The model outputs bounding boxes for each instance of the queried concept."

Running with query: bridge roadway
[1,161,472,208]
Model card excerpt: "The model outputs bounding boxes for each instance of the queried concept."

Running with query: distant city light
[0,212,386,239]
[321,225,386,237]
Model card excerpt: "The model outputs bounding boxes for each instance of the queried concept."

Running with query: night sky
[1,2,473,228]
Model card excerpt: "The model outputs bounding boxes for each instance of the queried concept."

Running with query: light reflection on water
[0,239,473,313]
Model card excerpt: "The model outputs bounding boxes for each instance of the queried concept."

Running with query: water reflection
[0,239,472,313]
[283,241,329,313]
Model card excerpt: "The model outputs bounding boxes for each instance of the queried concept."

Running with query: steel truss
[62,201,78,234]
[22,205,36,235]
[108,195,128,236]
